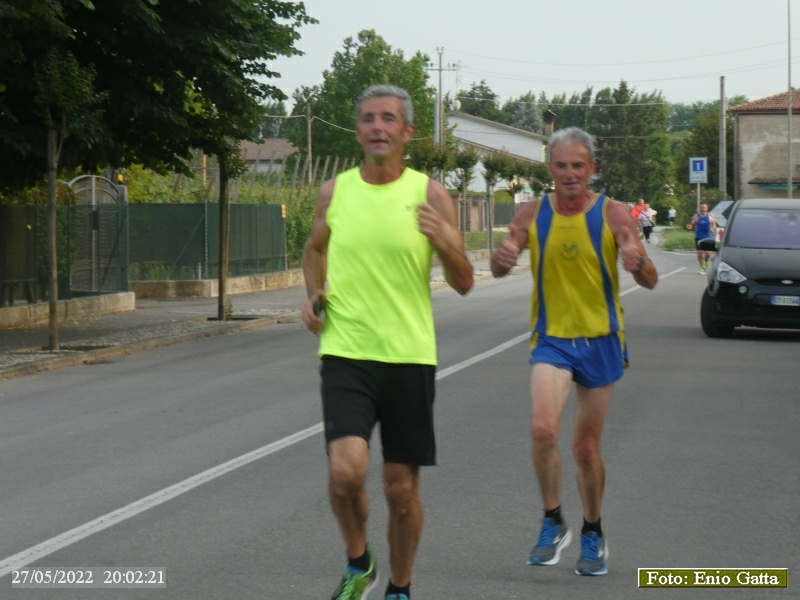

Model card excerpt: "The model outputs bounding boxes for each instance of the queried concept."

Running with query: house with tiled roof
[238,138,297,174]
[729,90,800,198]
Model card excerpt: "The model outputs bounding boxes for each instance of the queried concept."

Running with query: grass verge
[658,227,696,251]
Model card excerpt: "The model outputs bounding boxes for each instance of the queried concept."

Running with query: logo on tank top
[560,241,580,261]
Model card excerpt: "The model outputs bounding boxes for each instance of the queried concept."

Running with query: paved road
[0,244,797,599]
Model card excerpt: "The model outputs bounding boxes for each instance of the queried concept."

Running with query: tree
[675,103,736,196]
[285,30,434,160]
[545,88,594,131]
[590,82,673,203]
[0,0,315,190]
[1,0,314,338]
[669,101,715,133]
[494,156,527,201]
[258,100,289,138]
[523,162,551,198]
[502,92,543,133]
[449,145,479,233]
[457,81,507,124]
[32,48,106,349]
[482,152,511,251]
[668,96,747,133]
[406,138,449,177]
[450,146,479,195]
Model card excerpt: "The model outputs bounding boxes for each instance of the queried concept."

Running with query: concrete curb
[0,292,136,328]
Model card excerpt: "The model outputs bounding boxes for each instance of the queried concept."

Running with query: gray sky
[269,0,798,110]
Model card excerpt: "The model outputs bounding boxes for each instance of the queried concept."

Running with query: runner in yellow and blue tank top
[491,127,658,577]
[528,191,629,388]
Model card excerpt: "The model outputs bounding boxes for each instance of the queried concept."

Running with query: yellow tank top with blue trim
[529,193,624,339]
[319,166,436,364]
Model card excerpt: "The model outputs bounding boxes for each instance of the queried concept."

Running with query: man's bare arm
[607,200,658,289]
[420,179,473,295]
[301,178,334,332]
[491,201,536,278]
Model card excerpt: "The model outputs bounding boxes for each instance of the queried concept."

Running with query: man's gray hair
[355,84,414,125]
[548,126,596,162]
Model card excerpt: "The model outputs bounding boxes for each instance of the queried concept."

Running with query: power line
[458,54,798,89]
[448,40,791,67]
[456,94,673,107]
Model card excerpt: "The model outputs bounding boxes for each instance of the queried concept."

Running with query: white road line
[0,425,325,578]
[0,267,684,577]
[0,341,521,577]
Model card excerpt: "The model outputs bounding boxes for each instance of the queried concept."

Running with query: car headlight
[716,261,746,284]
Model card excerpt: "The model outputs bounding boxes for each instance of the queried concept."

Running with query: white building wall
[447,113,547,195]
[448,114,546,162]
[735,113,800,198]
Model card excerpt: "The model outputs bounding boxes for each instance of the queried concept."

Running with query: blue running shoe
[527,517,572,566]
[385,595,409,600]
[575,531,608,576]
[331,545,378,599]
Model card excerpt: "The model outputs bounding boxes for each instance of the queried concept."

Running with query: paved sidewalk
[0,253,501,381]
[0,284,309,381]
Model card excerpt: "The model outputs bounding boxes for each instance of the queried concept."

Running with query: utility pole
[789,0,794,199]
[425,48,459,181]
[719,76,727,198]
[306,103,313,185]
[437,47,443,148]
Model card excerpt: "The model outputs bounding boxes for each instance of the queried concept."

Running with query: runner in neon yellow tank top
[491,126,658,577]
[302,84,473,600]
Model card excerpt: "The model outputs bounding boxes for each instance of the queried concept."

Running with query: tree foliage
[482,152,510,190]
[406,138,449,176]
[587,82,673,203]
[285,30,434,160]
[258,100,289,138]
[449,145,479,195]
[675,103,735,195]
[502,92,544,134]
[457,80,507,124]
[668,96,747,132]
[545,89,594,131]
[0,0,314,191]
[521,162,552,198]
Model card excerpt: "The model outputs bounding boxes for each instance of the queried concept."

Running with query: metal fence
[128,203,286,281]
[0,202,287,304]
[0,204,124,304]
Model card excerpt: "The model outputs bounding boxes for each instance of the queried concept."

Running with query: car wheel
[701,288,734,338]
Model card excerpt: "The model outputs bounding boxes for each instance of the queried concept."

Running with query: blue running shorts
[529,333,628,388]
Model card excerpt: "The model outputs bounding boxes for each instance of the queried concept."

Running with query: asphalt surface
[2,240,796,599]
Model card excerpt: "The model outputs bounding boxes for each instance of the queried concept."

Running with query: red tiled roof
[238,138,297,161]
[729,89,800,113]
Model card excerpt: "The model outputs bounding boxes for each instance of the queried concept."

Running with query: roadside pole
[690,157,708,212]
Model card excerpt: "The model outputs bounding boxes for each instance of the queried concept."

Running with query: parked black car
[708,199,734,242]
[700,198,800,337]
[708,199,734,228]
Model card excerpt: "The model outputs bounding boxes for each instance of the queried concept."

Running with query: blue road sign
[690,157,708,184]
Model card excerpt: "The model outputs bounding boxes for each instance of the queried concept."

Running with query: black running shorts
[320,356,436,466]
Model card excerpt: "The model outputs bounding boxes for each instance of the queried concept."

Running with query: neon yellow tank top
[319,167,436,364]
[528,193,624,339]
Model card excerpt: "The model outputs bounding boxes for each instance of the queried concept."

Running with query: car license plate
[771,295,800,306]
